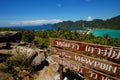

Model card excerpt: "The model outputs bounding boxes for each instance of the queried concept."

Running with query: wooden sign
[50,38,120,61]
[50,38,120,80]
[51,55,119,80]
[50,47,120,77]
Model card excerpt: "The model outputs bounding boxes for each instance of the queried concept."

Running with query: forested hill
[53,15,120,29]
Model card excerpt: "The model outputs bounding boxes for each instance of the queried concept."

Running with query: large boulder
[11,46,46,66]
[0,31,22,43]
[11,46,38,59]
[34,55,60,80]
[34,63,60,80]
[31,52,45,66]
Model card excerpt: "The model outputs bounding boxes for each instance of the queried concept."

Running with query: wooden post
[59,64,63,80]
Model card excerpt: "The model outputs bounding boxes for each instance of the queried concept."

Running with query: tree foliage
[21,30,34,43]
[53,15,120,29]
[33,28,120,47]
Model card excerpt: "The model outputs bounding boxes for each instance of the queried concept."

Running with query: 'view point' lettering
[51,48,120,77]
[51,56,119,80]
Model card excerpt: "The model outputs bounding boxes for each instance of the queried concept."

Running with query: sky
[0,0,120,27]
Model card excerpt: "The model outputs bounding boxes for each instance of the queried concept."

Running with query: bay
[89,29,120,38]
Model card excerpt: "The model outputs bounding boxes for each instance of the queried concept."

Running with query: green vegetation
[1,27,120,47]
[53,15,120,29]
[0,27,21,31]
[21,30,34,43]
[20,28,120,47]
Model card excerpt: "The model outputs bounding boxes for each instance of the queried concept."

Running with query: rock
[11,46,46,66]
[11,46,46,59]
[22,76,30,80]
[0,43,6,48]
[31,52,45,66]
[10,43,20,47]
[34,63,60,80]
[34,55,60,80]
[0,31,22,43]
[18,70,29,78]
[0,71,14,80]
[19,41,27,46]
[11,46,38,59]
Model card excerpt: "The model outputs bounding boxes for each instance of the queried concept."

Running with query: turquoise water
[90,29,120,38]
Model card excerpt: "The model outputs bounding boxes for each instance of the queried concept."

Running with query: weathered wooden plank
[50,38,120,61]
[51,47,120,77]
[0,31,22,43]
[51,55,120,80]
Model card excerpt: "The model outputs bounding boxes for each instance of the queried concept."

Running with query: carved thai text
[55,40,80,50]
[85,45,120,60]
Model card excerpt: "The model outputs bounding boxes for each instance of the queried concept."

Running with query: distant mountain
[53,15,120,29]
[0,24,56,31]
[106,15,120,29]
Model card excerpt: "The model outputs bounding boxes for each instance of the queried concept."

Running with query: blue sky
[0,0,120,27]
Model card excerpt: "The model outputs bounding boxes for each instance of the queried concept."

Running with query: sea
[1,25,120,38]
[9,25,57,31]
[89,29,120,38]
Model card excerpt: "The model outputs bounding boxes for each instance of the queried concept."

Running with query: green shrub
[21,31,34,43]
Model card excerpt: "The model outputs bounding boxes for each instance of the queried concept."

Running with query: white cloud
[11,19,63,26]
[87,16,92,21]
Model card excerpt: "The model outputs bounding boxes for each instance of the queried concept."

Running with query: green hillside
[53,15,120,29]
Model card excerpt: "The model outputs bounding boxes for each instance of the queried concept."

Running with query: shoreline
[86,30,91,34]
[87,29,120,38]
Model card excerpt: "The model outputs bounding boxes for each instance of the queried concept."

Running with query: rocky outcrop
[1,45,48,80]
[0,31,22,43]
[34,63,60,80]
[11,46,46,66]
[0,43,60,80]
[31,52,45,66]
[11,46,36,59]
[34,55,60,80]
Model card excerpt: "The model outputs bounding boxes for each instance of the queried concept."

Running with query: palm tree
[103,34,111,45]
